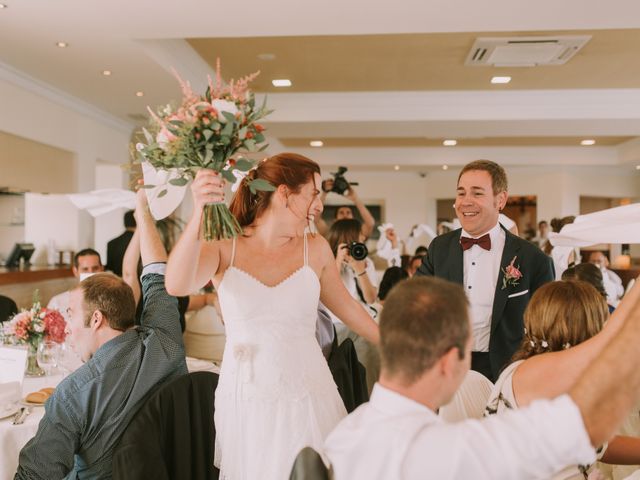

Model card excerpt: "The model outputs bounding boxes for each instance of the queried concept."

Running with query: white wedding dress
[214,234,347,480]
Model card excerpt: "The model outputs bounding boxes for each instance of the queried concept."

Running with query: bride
[165,153,379,480]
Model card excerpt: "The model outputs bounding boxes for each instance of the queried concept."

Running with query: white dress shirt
[330,258,378,324]
[324,383,595,480]
[601,267,624,306]
[461,222,505,352]
[47,290,71,323]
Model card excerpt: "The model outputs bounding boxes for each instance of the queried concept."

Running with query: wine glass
[37,341,60,376]
[57,341,81,377]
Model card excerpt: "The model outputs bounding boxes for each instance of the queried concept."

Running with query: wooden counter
[0,266,73,286]
[0,266,76,309]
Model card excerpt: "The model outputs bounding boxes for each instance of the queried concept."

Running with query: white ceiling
[3,0,640,171]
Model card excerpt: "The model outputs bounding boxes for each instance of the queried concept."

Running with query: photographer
[315,168,375,240]
[327,219,378,310]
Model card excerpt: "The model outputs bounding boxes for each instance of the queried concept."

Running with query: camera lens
[348,242,368,261]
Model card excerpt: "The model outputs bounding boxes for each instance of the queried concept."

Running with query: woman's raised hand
[191,169,225,212]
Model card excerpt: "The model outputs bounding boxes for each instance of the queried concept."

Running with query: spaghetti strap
[230,237,237,267]
[303,232,309,266]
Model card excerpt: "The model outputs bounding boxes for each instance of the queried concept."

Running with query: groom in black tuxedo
[416,160,554,381]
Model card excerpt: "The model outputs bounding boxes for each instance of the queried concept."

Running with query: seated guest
[0,294,18,323]
[324,276,640,479]
[588,251,625,307]
[561,263,614,312]
[106,209,136,277]
[15,190,187,479]
[486,280,640,478]
[48,248,105,322]
[377,267,408,304]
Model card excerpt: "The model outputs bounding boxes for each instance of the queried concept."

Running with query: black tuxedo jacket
[416,226,554,380]
[106,230,134,277]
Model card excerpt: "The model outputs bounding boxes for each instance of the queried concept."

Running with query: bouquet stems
[203,203,242,241]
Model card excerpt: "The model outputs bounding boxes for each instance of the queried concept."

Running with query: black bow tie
[460,234,491,251]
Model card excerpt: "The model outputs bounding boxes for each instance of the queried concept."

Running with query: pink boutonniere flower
[502,256,523,290]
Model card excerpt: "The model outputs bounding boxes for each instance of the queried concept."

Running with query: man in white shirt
[324,276,640,480]
[589,251,624,306]
[417,160,554,380]
[48,249,105,322]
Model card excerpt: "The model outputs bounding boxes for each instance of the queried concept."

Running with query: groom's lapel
[491,228,522,333]
[447,230,464,284]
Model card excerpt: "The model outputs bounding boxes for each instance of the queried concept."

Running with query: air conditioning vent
[465,35,591,67]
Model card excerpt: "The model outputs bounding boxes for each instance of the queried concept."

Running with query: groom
[416,160,553,381]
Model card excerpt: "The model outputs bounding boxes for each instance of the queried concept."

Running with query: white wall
[0,73,133,252]
[94,162,130,262]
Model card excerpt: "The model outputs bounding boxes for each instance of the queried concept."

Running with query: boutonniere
[501,256,522,290]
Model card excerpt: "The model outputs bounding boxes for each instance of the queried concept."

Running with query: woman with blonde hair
[486,280,640,478]
[166,153,379,480]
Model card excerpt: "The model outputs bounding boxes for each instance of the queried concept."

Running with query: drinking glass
[37,341,60,376]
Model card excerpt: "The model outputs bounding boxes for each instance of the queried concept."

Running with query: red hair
[229,152,321,228]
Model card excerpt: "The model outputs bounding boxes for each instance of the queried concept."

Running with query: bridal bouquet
[2,292,66,349]
[136,59,274,241]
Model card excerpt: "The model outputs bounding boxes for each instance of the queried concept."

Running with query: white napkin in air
[67,189,135,217]
[141,161,190,220]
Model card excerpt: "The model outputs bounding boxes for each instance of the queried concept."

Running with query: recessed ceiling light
[272,79,292,87]
[394,165,400,171]
[442,165,449,171]
[55,41,69,48]
[443,139,457,146]
[309,140,323,147]
[135,91,144,97]
[636,165,640,171]
[102,70,112,76]
[0,4,8,9]
[581,139,596,146]
[491,76,511,84]
[257,53,276,61]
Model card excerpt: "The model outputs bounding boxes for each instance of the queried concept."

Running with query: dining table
[0,357,219,479]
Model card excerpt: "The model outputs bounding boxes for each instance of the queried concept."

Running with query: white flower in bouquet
[211,99,239,122]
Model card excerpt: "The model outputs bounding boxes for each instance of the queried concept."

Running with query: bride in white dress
[166,153,380,480]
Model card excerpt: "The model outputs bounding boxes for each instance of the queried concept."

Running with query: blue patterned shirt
[15,264,187,479]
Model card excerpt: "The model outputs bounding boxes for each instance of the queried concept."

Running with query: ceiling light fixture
[442,165,449,171]
[272,79,292,87]
[55,41,69,48]
[0,4,7,9]
[443,139,457,146]
[394,165,400,171]
[135,91,144,97]
[636,165,640,171]
[309,140,323,147]
[580,139,596,146]
[491,76,511,84]
[102,70,112,76]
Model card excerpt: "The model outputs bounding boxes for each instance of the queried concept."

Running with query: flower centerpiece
[2,292,67,376]
[136,59,274,241]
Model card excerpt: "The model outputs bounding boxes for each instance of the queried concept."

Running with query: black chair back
[289,447,331,480]
[113,371,219,480]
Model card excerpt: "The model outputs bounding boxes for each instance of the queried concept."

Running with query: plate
[0,405,20,420]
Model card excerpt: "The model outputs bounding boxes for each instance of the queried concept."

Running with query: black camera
[324,166,359,195]
[347,241,368,261]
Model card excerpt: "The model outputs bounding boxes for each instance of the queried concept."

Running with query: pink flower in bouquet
[43,309,66,343]
[12,312,32,341]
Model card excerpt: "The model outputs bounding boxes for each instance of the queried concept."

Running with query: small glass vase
[25,342,44,377]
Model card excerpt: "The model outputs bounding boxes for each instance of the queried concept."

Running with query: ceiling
[2,0,640,171]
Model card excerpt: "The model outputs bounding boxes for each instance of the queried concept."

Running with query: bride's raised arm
[166,169,225,296]
[316,236,380,345]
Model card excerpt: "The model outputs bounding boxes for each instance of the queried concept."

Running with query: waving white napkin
[141,161,190,220]
[549,203,640,247]
[67,189,135,217]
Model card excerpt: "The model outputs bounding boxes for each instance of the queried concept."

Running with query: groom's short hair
[458,160,508,194]
[379,277,469,385]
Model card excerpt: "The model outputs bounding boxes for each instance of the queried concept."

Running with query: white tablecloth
[0,358,218,479]
[0,373,64,480]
